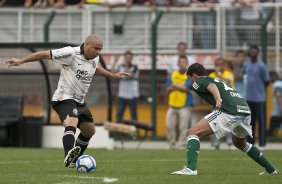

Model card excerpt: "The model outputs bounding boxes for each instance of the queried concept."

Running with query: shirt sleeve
[185,79,192,89]
[166,77,172,87]
[193,77,211,92]
[50,46,75,66]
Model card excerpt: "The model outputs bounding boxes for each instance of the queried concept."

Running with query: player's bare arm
[207,83,222,108]
[96,66,131,80]
[171,83,189,92]
[5,51,51,67]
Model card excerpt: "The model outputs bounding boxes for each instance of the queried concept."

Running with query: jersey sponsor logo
[54,53,72,60]
[230,92,243,98]
[192,82,199,90]
[76,70,92,84]
[237,105,251,114]
[73,93,83,101]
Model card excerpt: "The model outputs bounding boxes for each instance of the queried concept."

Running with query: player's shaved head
[85,34,103,45]
[83,34,103,60]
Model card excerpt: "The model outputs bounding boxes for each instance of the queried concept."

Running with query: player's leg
[171,117,214,175]
[52,100,80,167]
[247,101,257,144]
[166,107,178,149]
[232,135,279,175]
[76,122,95,157]
[74,104,96,160]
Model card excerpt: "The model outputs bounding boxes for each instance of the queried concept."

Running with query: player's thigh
[52,100,79,127]
[188,118,214,138]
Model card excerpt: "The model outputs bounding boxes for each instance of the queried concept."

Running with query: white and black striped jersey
[51,44,99,104]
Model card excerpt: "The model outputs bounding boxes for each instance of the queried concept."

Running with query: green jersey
[192,76,251,116]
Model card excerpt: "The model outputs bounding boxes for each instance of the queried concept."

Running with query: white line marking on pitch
[59,175,119,183]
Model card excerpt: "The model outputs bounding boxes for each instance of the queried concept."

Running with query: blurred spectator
[209,57,235,149]
[150,0,171,10]
[0,0,34,7]
[234,50,246,97]
[33,0,54,8]
[114,51,139,123]
[166,56,193,149]
[219,0,240,46]
[52,0,83,8]
[269,72,282,139]
[192,0,216,49]
[244,45,270,147]
[127,0,152,8]
[209,57,234,86]
[167,42,195,76]
[171,0,190,7]
[237,0,260,46]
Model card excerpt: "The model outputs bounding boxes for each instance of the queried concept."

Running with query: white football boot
[64,146,81,168]
[259,169,280,175]
[171,167,198,175]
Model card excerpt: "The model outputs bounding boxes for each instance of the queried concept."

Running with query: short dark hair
[177,42,187,48]
[186,63,206,77]
[124,50,133,56]
[249,45,259,53]
[178,55,188,62]
[236,50,246,56]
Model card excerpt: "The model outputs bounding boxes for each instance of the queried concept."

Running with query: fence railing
[0,3,282,71]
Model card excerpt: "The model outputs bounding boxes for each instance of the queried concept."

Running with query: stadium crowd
[0,0,278,9]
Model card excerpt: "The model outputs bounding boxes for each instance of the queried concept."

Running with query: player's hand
[5,58,23,67]
[113,72,131,80]
[215,98,222,108]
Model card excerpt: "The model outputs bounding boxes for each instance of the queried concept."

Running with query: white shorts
[204,110,253,139]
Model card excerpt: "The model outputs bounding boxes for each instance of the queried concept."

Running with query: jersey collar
[80,43,84,55]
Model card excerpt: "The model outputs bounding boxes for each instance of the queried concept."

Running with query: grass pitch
[0,148,281,184]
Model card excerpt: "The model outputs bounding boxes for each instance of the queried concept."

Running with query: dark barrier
[22,116,43,147]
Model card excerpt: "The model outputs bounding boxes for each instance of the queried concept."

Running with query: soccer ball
[76,155,96,173]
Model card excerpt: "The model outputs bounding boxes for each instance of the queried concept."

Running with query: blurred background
[0,0,282,148]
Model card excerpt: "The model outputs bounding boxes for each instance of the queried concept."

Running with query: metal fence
[1,4,282,71]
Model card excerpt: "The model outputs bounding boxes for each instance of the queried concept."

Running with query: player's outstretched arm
[207,83,222,108]
[96,66,131,79]
[5,51,51,67]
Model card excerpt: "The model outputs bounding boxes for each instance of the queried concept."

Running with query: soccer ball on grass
[76,155,96,173]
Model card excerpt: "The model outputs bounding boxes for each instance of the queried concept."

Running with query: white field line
[58,175,119,183]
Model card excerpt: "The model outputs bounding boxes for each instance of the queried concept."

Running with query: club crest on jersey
[73,108,78,116]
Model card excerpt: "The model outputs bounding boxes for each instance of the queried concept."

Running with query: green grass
[0,148,281,184]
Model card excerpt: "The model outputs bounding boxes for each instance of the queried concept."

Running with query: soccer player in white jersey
[5,35,130,168]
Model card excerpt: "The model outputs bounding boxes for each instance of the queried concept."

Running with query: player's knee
[63,116,78,127]
[82,126,96,138]
[233,140,246,151]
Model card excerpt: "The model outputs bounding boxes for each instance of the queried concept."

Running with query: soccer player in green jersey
[171,63,279,175]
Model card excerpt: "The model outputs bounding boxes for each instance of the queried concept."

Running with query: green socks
[186,135,200,171]
[244,143,276,173]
